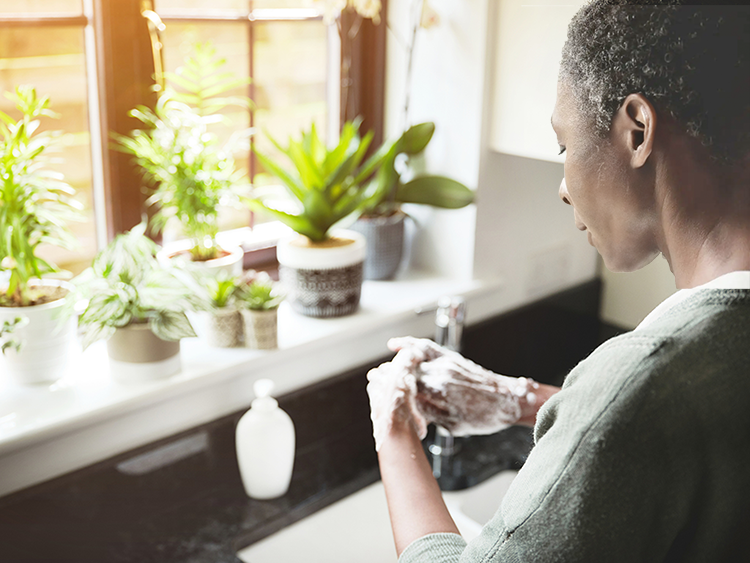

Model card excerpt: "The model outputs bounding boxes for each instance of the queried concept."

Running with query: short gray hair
[560,1,750,163]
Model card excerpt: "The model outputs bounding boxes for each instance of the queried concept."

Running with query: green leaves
[70,224,198,349]
[236,272,284,311]
[248,120,387,242]
[116,43,253,260]
[397,122,434,155]
[0,86,82,307]
[161,42,253,117]
[397,176,475,208]
[358,121,474,215]
[0,315,28,355]
[150,311,196,342]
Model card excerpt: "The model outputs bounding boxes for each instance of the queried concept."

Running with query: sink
[236,469,518,562]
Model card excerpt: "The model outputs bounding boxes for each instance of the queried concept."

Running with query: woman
[367,2,750,562]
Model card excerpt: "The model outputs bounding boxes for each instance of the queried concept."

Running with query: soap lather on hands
[366,336,540,450]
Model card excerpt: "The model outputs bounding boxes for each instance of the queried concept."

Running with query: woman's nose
[558,178,571,205]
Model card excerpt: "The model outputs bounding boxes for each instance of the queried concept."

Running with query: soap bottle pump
[236,379,296,499]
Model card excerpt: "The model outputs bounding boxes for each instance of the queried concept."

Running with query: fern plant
[115,43,253,262]
[0,86,82,307]
[70,223,198,350]
[246,120,390,242]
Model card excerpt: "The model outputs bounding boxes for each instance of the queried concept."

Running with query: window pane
[254,20,328,167]
[0,0,82,15]
[0,25,96,276]
[160,21,253,233]
[158,17,330,231]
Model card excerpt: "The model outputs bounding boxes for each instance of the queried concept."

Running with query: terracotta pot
[106,322,181,383]
[189,308,243,348]
[0,280,77,385]
[350,211,406,280]
[276,230,365,318]
[241,308,278,350]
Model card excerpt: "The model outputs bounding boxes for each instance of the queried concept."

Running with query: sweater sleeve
[400,533,467,563]
[401,333,698,563]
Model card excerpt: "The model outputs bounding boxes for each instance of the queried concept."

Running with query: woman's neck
[657,147,750,289]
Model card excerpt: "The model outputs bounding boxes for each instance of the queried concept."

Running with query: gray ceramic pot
[350,211,406,280]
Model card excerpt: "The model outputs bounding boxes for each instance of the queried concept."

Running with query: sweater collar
[635,271,750,331]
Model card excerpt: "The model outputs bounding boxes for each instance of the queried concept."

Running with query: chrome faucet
[434,295,465,352]
[429,296,466,483]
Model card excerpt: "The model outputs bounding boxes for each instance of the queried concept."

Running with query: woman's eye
[558,145,566,155]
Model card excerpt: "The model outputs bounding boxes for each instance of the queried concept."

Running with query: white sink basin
[237,470,518,563]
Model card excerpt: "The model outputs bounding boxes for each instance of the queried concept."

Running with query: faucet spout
[428,296,467,486]
[434,296,466,352]
[429,425,461,479]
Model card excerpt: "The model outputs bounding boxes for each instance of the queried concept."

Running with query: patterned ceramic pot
[107,322,181,383]
[189,308,243,348]
[277,230,366,318]
[241,308,278,350]
[350,210,406,280]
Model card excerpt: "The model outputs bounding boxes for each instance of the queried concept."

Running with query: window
[0,0,385,273]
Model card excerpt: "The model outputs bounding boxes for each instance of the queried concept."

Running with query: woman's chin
[602,249,661,274]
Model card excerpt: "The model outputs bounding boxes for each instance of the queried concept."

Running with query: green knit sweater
[400,290,750,563]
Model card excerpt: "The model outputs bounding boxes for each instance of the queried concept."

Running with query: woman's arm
[376,381,560,556]
[515,383,561,427]
[377,416,459,556]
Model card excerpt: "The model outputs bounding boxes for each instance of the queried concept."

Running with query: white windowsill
[0,270,505,498]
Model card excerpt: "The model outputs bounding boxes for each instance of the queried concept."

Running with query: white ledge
[0,271,505,497]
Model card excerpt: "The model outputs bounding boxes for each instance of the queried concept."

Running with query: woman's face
[551,80,660,272]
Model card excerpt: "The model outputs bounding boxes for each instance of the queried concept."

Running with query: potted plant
[70,223,198,383]
[246,120,388,317]
[236,271,284,350]
[0,86,82,385]
[115,43,253,276]
[350,122,474,280]
[188,271,244,348]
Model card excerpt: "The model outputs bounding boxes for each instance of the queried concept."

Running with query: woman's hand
[366,343,429,451]
[383,337,543,437]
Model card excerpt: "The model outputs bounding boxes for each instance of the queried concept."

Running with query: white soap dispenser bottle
[236,379,296,499]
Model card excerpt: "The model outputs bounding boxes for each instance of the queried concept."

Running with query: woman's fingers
[387,336,447,361]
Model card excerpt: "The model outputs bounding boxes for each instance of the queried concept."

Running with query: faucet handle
[435,296,466,352]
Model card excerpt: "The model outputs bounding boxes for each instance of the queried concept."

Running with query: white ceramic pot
[0,280,77,385]
[158,242,244,277]
[241,308,278,350]
[189,308,243,348]
[276,229,366,318]
[106,322,182,384]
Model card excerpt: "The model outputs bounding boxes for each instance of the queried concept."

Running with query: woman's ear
[613,93,657,169]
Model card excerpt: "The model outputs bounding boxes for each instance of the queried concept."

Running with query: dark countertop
[0,280,617,563]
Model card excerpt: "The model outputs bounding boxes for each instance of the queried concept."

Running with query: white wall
[385,0,599,310]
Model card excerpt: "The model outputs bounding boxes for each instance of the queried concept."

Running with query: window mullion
[82,0,108,251]
[92,0,157,239]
